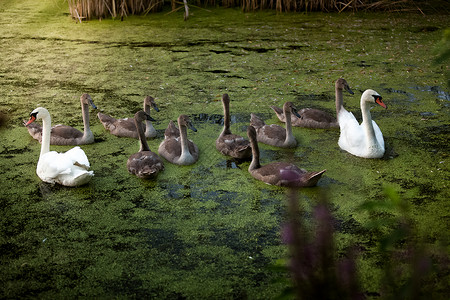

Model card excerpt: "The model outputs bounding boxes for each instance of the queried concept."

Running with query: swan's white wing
[37,147,92,184]
[58,167,94,186]
[338,110,359,130]
[64,146,91,168]
[372,120,385,149]
[37,151,75,182]
[338,110,365,149]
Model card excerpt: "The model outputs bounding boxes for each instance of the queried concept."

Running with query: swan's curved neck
[144,103,155,136]
[136,119,150,152]
[81,103,93,141]
[179,123,193,162]
[361,100,377,145]
[335,86,343,119]
[40,114,51,157]
[221,100,232,136]
[284,106,295,145]
[249,135,261,171]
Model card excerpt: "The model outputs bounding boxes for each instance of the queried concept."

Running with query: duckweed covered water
[1,0,449,298]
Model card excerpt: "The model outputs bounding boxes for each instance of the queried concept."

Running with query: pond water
[0,1,449,298]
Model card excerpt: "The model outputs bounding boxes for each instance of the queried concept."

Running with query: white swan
[25,107,94,186]
[338,89,387,158]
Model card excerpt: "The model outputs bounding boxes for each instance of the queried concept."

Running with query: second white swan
[338,89,387,158]
[25,107,94,186]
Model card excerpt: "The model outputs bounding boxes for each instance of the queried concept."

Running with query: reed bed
[68,0,164,21]
[68,0,445,20]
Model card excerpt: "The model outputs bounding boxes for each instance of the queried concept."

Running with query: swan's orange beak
[375,96,387,109]
[25,115,36,126]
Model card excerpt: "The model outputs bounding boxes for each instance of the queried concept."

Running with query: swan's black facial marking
[372,95,387,109]
[25,111,38,126]
[372,95,382,101]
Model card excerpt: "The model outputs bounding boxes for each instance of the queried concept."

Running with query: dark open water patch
[205,69,230,74]
[410,26,441,33]
[216,159,248,169]
[22,36,259,56]
[192,112,255,126]
[143,228,185,257]
[210,49,232,54]
[335,215,371,237]
[240,46,273,53]
[381,175,443,206]
[192,113,223,125]
[209,224,281,261]
[412,85,450,106]
[383,87,416,102]
[159,182,190,200]
[418,124,450,153]
[282,44,309,50]
[0,145,32,155]
[356,61,372,67]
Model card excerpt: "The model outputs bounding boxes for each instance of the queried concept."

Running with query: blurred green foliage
[433,28,450,87]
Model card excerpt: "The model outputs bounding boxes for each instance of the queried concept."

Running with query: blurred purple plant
[279,169,364,300]
[277,171,448,299]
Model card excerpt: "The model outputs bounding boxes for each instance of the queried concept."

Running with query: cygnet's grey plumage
[25,93,97,145]
[216,94,251,159]
[127,111,164,179]
[247,125,325,187]
[271,78,354,129]
[250,102,300,148]
[158,115,199,165]
[98,96,159,138]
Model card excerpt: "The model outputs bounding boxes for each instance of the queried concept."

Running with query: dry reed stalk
[365,0,408,11]
[143,0,164,15]
[75,8,83,22]
[183,0,189,20]
[276,0,282,12]
[112,0,117,17]
[338,0,355,13]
